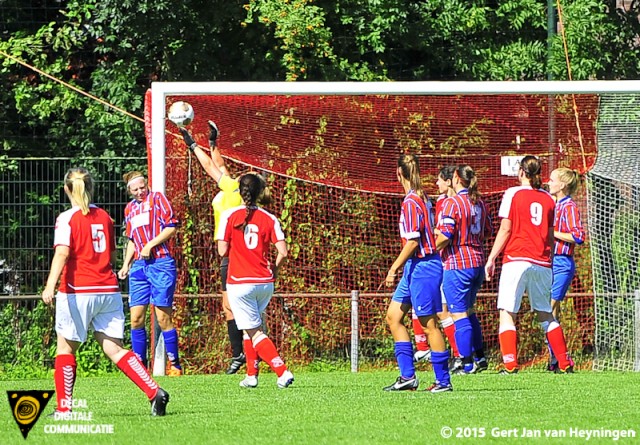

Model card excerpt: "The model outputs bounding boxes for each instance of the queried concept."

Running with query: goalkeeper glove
[208,120,219,148]
[180,128,197,152]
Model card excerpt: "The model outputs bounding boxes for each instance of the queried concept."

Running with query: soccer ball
[167,101,194,127]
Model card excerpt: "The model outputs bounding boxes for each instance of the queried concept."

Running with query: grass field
[1,370,639,445]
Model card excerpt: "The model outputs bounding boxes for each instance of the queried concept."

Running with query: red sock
[253,333,287,377]
[441,317,459,357]
[116,350,159,400]
[243,335,259,377]
[411,312,429,351]
[546,321,571,370]
[54,354,76,412]
[499,327,518,371]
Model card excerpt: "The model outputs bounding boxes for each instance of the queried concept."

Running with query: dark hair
[439,165,456,182]
[65,167,93,215]
[520,155,543,189]
[234,173,268,231]
[398,154,424,199]
[455,164,480,204]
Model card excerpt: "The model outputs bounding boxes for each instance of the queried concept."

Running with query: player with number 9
[485,155,573,374]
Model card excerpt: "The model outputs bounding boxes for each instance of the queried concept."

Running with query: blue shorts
[551,255,575,302]
[392,254,443,317]
[129,256,177,308]
[443,266,484,313]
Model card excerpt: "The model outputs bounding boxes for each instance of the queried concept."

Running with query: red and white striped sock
[499,326,518,371]
[243,334,259,377]
[440,317,459,357]
[116,350,159,400]
[54,354,76,412]
[411,312,429,352]
[253,333,287,377]
[546,321,571,370]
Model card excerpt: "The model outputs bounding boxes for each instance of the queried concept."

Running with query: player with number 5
[485,155,573,374]
[217,173,294,389]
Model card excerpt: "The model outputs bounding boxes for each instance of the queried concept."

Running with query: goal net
[145,81,640,373]
[587,93,640,371]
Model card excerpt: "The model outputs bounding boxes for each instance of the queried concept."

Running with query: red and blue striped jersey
[435,194,447,226]
[554,196,585,256]
[437,190,491,270]
[399,190,437,258]
[124,191,178,260]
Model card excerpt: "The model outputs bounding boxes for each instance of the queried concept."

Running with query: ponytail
[553,167,581,196]
[398,154,424,199]
[456,164,480,204]
[64,167,93,215]
[520,155,543,189]
[234,173,268,231]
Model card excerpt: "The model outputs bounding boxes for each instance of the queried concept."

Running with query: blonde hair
[553,167,581,196]
[398,154,424,199]
[123,171,147,190]
[65,167,93,215]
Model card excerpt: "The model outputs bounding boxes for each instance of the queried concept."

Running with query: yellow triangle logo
[7,390,54,439]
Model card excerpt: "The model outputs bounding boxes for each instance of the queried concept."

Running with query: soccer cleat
[167,366,183,377]
[453,362,477,375]
[498,368,519,375]
[383,375,419,391]
[426,382,453,393]
[449,356,463,373]
[225,353,246,375]
[475,357,489,373]
[555,365,575,374]
[239,375,258,388]
[276,370,295,389]
[414,349,432,363]
[150,388,170,417]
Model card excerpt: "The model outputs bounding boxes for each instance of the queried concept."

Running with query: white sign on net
[501,155,524,176]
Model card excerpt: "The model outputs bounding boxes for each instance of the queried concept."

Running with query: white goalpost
[149,80,640,373]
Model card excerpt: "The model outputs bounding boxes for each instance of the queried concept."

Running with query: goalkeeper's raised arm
[180,121,228,182]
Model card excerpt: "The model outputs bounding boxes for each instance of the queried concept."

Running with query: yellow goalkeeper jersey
[213,174,242,238]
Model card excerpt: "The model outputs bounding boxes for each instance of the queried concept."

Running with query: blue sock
[131,328,147,367]
[163,328,181,369]
[540,321,555,362]
[469,313,485,358]
[394,341,415,379]
[431,350,451,386]
[454,318,473,370]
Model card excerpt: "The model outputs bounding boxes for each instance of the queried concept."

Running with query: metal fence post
[350,290,359,373]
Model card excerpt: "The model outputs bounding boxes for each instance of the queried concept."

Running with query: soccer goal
[146,81,640,373]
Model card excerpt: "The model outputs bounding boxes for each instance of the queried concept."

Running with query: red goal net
[145,90,597,373]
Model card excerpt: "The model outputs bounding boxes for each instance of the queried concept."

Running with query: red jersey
[124,191,177,260]
[53,205,119,294]
[554,196,586,256]
[498,185,555,267]
[399,191,437,258]
[437,190,491,270]
[435,194,447,226]
[218,206,286,285]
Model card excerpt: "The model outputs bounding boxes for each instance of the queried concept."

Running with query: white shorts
[497,261,552,314]
[226,283,274,331]
[55,292,125,342]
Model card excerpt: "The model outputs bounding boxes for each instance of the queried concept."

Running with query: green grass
[1,371,639,445]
